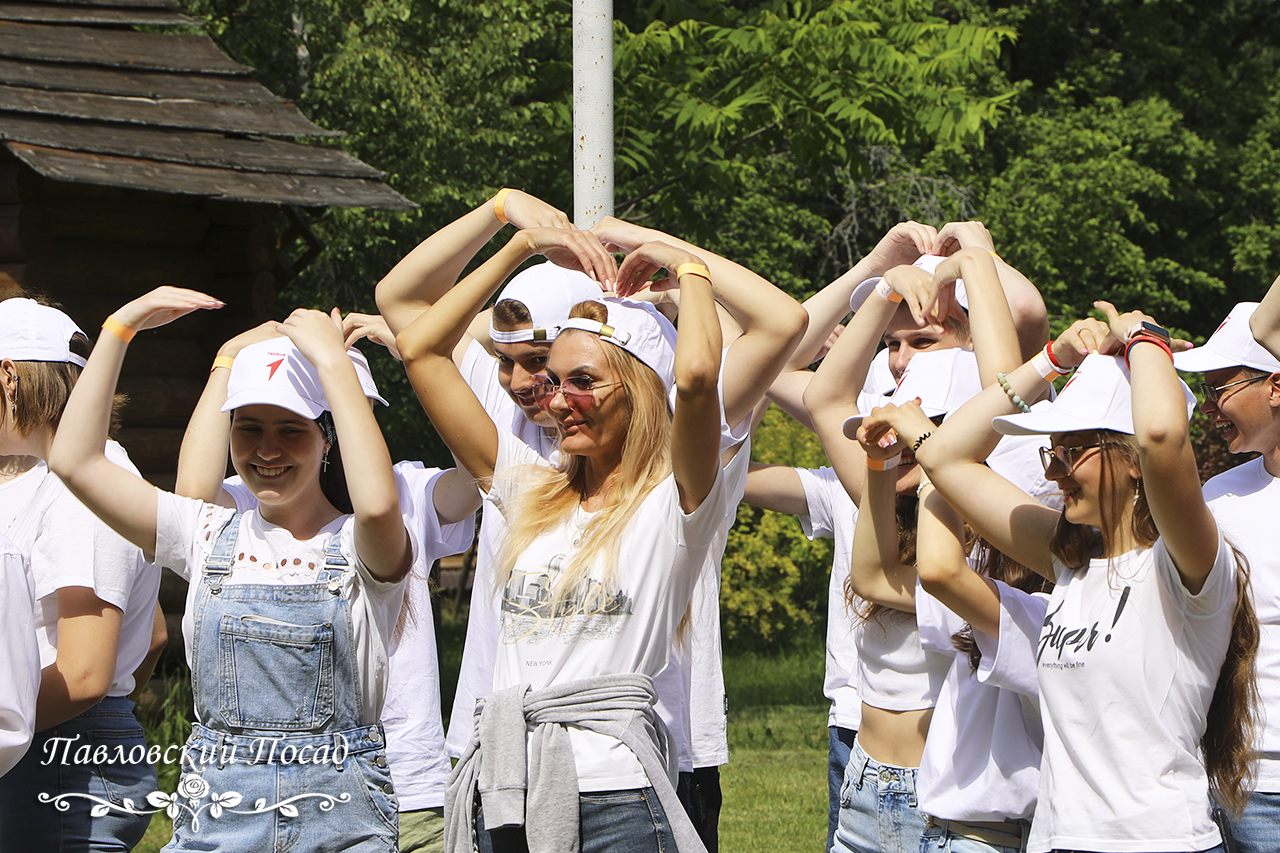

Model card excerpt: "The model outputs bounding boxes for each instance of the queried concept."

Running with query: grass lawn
[133,626,829,853]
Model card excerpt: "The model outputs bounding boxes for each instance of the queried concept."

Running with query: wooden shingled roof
[0,0,415,209]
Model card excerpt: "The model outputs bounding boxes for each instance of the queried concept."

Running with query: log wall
[0,151,281,655]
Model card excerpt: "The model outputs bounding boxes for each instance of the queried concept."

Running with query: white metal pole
[572,0,614,229]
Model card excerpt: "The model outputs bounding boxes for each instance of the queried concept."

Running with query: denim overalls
[163,513,398,852]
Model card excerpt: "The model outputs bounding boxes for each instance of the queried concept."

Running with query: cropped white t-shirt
[488,431,727,791]
[224,463,475,810]
[0,442,161,698]
[1203,456,1280,790]
[857,608,949,712]
[154,493,413,727]
[916,579,1047,823]
[797,466,863,732]
[1030,537,1236,853]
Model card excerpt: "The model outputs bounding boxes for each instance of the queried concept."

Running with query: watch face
[1140,321,1171,340]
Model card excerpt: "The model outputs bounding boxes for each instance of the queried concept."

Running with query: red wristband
[1043,342,1070,374]
[1124,334,1173,368]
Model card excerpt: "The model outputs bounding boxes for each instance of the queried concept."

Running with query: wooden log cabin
[0,0,415,658]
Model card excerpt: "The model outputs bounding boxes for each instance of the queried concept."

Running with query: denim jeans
[475,787,677,853]
[1225,791,1280,853]
[920,821,1026,853]
[831,737,926,853]
[829,726,857,853]
[0,696,156,853]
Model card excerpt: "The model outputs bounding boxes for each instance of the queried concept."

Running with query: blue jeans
[1226,791,1280,853]
[829,726,857,853]
[921,821,1026,852]
[0,696,156,852]
[831,737,926,853]
[476,787,677,853]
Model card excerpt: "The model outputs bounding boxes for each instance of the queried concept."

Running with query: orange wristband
[101,315,136,343]
[675,262,711,282]
[866,454,901,471]
[211,356,235,372]
[493,188,514,224]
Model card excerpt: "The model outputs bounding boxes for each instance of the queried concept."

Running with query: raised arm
[1252,270,1280,361]
[847,429,916,611]
[743,463,811,516]
[933,221,1049,361]
[595,216,806,429]
[615,241,723,512]
[49,287,225,555]
[1098,301,1218,593]
[277,309,412,582]
[915,474,1002,638]
[175,322,279,506]
[931,249,1021,387]
[376,189,574,338]
[396,228,614,485]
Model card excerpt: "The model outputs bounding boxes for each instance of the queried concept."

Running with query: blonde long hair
[493,302,673,603]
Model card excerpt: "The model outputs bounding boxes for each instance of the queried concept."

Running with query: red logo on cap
[266,358,284,380]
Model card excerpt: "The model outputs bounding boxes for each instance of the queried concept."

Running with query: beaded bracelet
[867,454,901,471]
[997,372,1032,413]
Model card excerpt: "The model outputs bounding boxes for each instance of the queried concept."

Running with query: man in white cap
[1175,301,1280,853]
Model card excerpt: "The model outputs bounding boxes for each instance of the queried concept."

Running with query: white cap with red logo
[222,337,388,419]
[1173,302,1280,374]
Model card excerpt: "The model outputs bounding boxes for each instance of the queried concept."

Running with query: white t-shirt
[1030,538,1236,853]
[916,579,1047,823]
[797,466,863,732]
[445,341,748,760]
[488,432,727,791]
[154,493,413,727]
[675,437,751,771]
[857,607,949,712]
[0,533,36,776]
[225,464,475,810]
[1203,456,1280,791]
[0,442,160,698]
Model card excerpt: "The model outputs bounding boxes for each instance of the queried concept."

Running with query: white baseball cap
[849,254,970,313]
[557,297,678,391]
[842,348,982,438]
[0,298,88,367]
[490,262,604,344]
[1173,302,1280,374]
[222,337,388,419]
[993,353,1194,436]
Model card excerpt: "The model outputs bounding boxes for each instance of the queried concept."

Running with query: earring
[1133,481,1141,508]
[321,449,330,472]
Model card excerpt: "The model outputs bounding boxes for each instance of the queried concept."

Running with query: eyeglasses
[1199,374,1267,405]
[1038,442,1115,476]
[531,375,621,411]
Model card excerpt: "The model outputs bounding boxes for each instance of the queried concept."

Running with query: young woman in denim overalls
[50,288,473,852]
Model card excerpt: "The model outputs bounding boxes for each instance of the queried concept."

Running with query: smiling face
[230,404,328,508]
[493,338,556,427]
[1043,430,1140,533]
[1200,366,1280,456]
[544,332,631,466]
[882,305,969,381]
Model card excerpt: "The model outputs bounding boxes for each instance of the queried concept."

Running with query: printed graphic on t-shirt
[500,554,633,645]
[1037,585,1131,669]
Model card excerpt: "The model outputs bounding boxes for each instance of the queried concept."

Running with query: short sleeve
[222,476,256,513]
[797,467,839,540]
[1153,532,1236,616]
[337,519,407,616]
[0,541,36,776]
[154,491,233,582]
[914,580,968,655]
[674,463,729,551]
[29,481,141,611]
[975,581,1048,698]
[460,340,517,421]
[393,462,476,570]
[488,430,548,511]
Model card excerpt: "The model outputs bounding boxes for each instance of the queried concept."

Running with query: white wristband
[875,280,903,303]
[1030,349,1057,380]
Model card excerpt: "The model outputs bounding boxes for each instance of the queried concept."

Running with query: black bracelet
[912,431,933,453]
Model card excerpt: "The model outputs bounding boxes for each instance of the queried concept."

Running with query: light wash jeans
[828,726,857,853]
[1225,791,1280,853]
[0,696,156,852]
[475,787,677,853]
[831,736,927,853]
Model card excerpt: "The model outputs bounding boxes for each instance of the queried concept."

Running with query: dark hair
[314,411,352,514]
[492,298,532,331]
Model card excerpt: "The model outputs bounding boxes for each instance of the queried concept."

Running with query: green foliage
[719,407,832,652]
